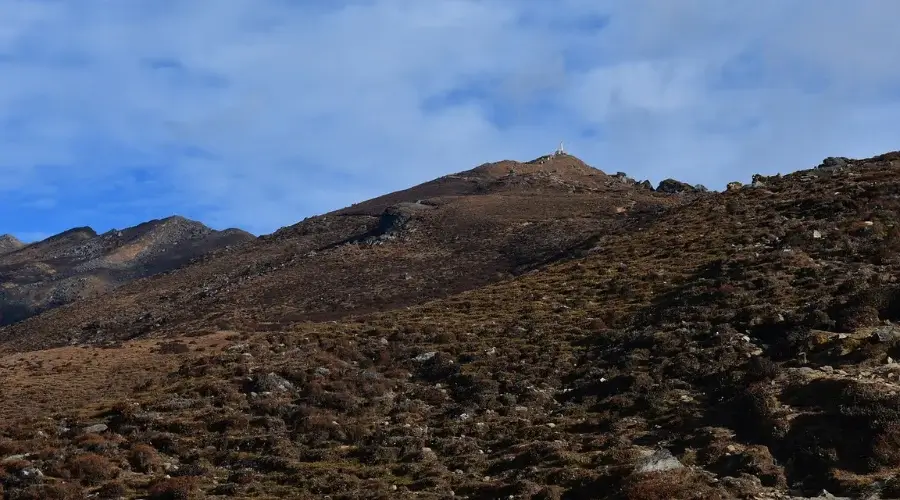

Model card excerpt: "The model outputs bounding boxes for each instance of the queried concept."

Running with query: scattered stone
[413,352,437,362]
[82,423,108,434]
[873,326,900,343]
[16,467,43,485]
[255,372,294,392]
[2,454,28,463]
[635,449,684,473]
[656,179,697,194]
[727,181,743,191]
[819,157,849,169]
[314,367,331,377]
[813,230,822,239]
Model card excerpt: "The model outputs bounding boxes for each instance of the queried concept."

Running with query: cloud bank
[2,0,900,237]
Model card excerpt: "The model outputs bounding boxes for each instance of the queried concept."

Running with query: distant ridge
[0,234,24,255]
[0,215,255,326]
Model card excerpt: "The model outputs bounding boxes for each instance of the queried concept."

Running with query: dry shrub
[128,443,161,473]
[74,433,109,452]
[148,476,199,500]
[159,341,191,355]
[227,469,254,485]
[97,480,129,498]
[871,422,900,468]
[0,458,31,474]
[0,438,24,456]
[67,453,118,485]
[10,482,84,500]
[622,469,724,500]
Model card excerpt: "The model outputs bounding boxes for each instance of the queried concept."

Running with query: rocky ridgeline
[0,216,254,326]
[0,234,24,255]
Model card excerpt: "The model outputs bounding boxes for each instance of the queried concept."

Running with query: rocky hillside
[0,235,24,256]
[0,216,254,326]
[5,152,900,498]
[0,153,688,351]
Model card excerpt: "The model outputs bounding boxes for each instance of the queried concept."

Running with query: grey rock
[873,326,900,343]
[82,423,108,434]
[413,352,437,362]
[656,178,696,194]
[16,467,43,485]
[635,449,684,473]
[256,372,294,392]
[819,157,849,169]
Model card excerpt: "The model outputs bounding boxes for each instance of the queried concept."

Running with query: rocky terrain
[0,217,253,326]
[2,151,900,498]
[0,236,24,256]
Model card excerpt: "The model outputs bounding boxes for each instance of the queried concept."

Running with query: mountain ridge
[0,154,689,351]
[0,214,255,326]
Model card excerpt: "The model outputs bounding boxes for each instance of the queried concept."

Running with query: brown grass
[148,476,199,500]
[65,453,118,485]
[128,443,161,473]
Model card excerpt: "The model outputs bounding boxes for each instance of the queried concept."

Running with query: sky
[3,0,900,241]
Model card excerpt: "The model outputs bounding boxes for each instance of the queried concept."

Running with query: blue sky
[3,0,900,241]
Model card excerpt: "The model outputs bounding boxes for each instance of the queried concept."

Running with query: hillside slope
[0,216,254,326]
[0,154,688,351]
[5,152,900,498]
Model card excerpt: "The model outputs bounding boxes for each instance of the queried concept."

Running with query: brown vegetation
[3,153,900,497]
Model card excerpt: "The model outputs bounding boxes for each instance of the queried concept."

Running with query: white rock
[635,449,684,473]
[413,352,436,362]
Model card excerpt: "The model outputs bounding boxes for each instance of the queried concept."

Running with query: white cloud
[2,0,900,234]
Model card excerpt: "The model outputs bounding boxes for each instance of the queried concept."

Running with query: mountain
[0,153,688,351]
[4,152,900,498]
[0,234,24,255]
[0,216,254,326]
